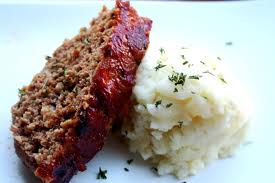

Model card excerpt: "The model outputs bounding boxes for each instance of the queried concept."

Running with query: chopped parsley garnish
[82,37,90,45]
[191,91,196,94]
[142,104,147,109]
[202,96,208,100]
[72,86,78,93]
[166,103,173,108]
[173,88,178,92]
[154,63,166,71]
[203,70,215,76]
[127,159,134,165]
[151,167,158,172]
[225,41,233,46]
[45,55,52,60]
[18,88,26,96]
[155,100,162,108]
[159,47,165,54]
[182,61,188,65]
[217,57,222,60]
[200,61,206,65]
[178,121,184,127]
[188,75,201,80]
[64,67,67,75]
[42,79,48,90]
[168,71,187,86]
[124,168,129,172]
[181,55,185,59]
[97,167,107,179]
[219,77,227,84]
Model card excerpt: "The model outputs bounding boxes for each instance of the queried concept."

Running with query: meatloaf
[11,1,152,182]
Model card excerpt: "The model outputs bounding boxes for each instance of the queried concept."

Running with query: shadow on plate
[17,161,40,183]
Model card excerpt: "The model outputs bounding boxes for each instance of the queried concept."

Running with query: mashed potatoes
[122,42,251,179]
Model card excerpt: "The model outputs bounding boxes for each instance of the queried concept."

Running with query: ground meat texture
[11,1,152,183]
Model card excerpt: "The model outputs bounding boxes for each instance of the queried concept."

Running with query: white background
[0,0,275,182]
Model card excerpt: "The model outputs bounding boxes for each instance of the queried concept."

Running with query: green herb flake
[151,167,158,172]
[182,61,188,65]
[178,121,183,127]
[45,55,52,61]
[127,159,134,165]
[168,71,187,86]
[173,88,178,92]
[42,79,48,90]
[217,57,222,61]
[191,91,196,94]
[200,61,206,65]
[219,77,227,84]
[188,64,194,68]
[97,167,107,180]
[202,96,208,100]
[155,100,162,108]
[159,47,165,54]
[141,104,147,109]
[82,38,90,45]
[181,55,185,59]
[72,86,78,93]
[154,63,166,71]
[203,70,215,76]
[18,88,26,96]
[166,103,173,108]
[64,67,67,76]
[124,168,129,172]
[188,75,201,80]
[225,41,233,46]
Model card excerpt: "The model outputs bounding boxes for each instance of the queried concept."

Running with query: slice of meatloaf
[11,1,152,182]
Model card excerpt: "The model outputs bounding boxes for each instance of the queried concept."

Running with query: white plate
[1,1,275,183]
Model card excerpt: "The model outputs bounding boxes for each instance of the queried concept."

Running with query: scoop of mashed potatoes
[121,42,251,179]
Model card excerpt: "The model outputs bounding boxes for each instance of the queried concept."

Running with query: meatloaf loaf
[11,1,152,182]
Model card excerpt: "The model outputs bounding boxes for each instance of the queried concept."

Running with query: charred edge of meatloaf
[11,1,152,183]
